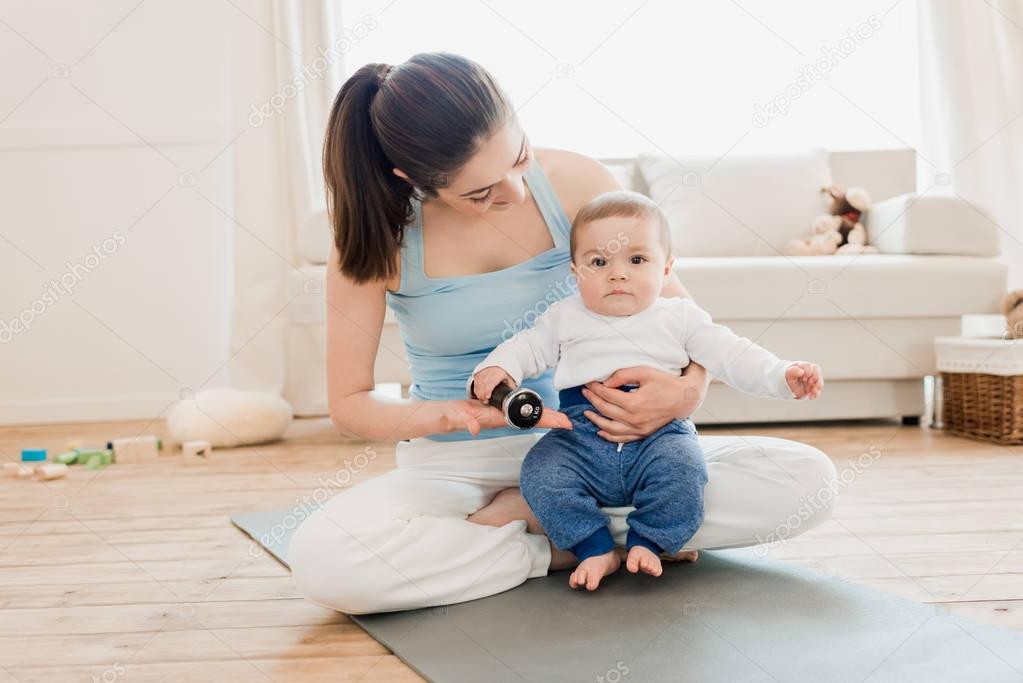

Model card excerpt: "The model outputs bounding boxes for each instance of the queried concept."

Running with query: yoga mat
[233,507,1023,682]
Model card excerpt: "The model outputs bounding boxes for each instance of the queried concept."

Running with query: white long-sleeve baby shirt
[473,294,795,400]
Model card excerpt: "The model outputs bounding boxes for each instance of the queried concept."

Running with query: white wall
[0,0,237,424]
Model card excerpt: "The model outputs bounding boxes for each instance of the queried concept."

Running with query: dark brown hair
[569,190,671,259]
[323,53,513,284]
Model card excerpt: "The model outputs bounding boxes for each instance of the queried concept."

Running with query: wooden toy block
[15,465,34,479]
[3,462,19,478]
[182,440,212,464]
[35,463,68,480]
[110,436,160,463]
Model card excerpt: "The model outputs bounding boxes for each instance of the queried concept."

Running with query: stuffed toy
[786,185,879,256]
[1003,290,1023,339]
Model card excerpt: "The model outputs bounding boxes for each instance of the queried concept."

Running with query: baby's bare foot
[626,546,663,576]
[569,550,621,591]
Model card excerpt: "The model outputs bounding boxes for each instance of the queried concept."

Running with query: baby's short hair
[570,190,671,260]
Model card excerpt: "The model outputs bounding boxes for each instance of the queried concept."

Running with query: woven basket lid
[935,336,1023,376]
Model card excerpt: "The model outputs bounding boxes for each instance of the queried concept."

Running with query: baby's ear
[664,255,674,276]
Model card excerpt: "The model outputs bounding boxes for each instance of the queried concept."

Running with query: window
[339,0,919,157]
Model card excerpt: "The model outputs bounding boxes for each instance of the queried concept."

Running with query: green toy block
[73,448,112,465]
[84,454,105,470]
[55,451,79,465]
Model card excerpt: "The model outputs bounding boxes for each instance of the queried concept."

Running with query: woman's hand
[581,363,711,443]
[440,399,573,437]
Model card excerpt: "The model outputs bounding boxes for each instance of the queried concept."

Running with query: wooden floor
[2,417,1022,682]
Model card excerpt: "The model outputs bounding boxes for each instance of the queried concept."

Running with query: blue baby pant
[519,384,709,562]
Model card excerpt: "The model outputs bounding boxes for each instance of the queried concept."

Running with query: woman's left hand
[581,363,711,443]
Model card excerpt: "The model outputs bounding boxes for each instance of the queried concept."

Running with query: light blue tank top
[385,160,576,441]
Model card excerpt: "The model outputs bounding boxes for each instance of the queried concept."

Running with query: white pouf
[167,390,293,448]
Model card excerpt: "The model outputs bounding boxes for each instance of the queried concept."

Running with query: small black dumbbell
[469,380,544,429]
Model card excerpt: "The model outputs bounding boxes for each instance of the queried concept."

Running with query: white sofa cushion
[602,160,643,193]
[639,150,832,258]
[675,254,1007,320]
[867,192,1001,256]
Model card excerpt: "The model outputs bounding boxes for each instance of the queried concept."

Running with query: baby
[470,191,823,591]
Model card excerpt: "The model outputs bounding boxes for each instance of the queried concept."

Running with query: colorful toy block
[21,449,46,462]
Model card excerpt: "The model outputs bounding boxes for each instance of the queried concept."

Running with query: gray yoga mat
[232,507,1023,683]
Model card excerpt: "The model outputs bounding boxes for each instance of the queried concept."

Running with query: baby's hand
[786,362,823,400]
[472,366,516,404]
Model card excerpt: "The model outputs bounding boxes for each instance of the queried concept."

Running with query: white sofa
[286,148,1007,425]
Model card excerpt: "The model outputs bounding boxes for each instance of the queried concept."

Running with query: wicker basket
[935,336,1023,445]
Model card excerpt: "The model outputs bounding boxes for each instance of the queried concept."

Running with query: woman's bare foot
[626,546,664,576]
[549,543,578,571]
[661,549,699,563]
[467,487,543,534]
[468,489,583,573]
[569,550,621,591]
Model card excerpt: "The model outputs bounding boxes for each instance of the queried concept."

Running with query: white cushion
[867,192,1001,256]
[675,254,1007,320]
[639,150,832,257]
[601,160,642,193]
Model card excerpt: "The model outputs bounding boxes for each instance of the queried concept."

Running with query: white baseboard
[0,393,181,427]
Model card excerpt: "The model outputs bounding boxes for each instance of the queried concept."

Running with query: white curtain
[918,0,1023,288]
[226,1,343,393]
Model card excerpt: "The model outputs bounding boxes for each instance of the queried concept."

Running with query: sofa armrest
[866,192,1001,256]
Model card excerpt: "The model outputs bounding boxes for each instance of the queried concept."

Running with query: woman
[289,52,836,615]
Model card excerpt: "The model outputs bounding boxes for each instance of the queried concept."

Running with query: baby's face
[571,216,672,316]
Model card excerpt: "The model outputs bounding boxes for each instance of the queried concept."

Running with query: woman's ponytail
[323,63,413,285]
[323,53,513,284]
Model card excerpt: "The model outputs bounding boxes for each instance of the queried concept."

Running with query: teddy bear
[1003,290,1023,339]
[785,185,879,256]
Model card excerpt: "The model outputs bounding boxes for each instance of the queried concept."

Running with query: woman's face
[428,120,533,217]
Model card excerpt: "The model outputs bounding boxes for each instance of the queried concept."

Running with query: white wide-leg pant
[289,431,837,615]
